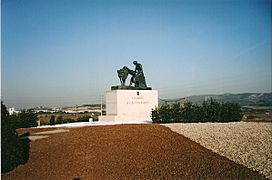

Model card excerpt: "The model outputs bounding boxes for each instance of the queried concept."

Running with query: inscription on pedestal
[99,90,158,122]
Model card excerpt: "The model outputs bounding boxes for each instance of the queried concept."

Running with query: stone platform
[111,85,152,90]
[99,89,158,122]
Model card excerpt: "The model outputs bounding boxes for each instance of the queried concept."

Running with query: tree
[77,115,91,122]
[1,101,15,142]
[1,102,30,173]
[50,115,55,125]
[171,103,182,122]
[56,116,63,124]
[182,101,194,122]
[18,110,38,128]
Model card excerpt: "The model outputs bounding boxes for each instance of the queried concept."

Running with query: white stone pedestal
[99,90,158,123]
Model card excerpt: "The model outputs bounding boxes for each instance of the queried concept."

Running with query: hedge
[152,98,242,123]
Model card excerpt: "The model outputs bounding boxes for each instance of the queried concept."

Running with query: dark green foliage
[1,104,16,137]
[1,102,30,173]
[17,110,38,128]
[56,116,63,124]
[50,115,55,125]
[76,115,91,122]
[1,134,30,173]
[62,118,75,124]
[1,102,16,141]
[152,98,243,123]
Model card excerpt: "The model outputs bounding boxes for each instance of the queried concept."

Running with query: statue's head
[133,61,138,65]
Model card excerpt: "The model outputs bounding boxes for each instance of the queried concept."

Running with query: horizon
[6,92,272,110]
[1,0,271,109]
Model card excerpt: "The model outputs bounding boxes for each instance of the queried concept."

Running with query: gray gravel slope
[163,122,272,179]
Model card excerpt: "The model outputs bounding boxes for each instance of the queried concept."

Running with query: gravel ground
[2,124,265,179]
[164,122,272,179]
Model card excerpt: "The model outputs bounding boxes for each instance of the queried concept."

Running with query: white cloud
[233,40,267,60]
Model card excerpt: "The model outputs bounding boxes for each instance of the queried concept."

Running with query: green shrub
[50,115,55,125]
[76,115,91,122]
[1,102,30,173]
[56,116,63,124]
[62,118,75,124]
[152,98,242,123]
[17,110,38,128]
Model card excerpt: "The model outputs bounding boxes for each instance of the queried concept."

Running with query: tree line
[152,98,243,123]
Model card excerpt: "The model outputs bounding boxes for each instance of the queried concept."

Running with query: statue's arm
[124,66,135,75]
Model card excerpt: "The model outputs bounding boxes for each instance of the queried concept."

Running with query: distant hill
[159,92,272,106]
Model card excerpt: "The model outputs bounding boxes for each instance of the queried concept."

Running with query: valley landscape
[2,0,271,179]
[33,92,272,125]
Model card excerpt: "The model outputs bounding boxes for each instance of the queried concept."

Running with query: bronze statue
[112,61,151,90]
[117,66,129,86]
[128,61,147,88]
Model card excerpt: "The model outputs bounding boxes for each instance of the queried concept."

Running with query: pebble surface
[2,124,265,179]
[164,122,272,179]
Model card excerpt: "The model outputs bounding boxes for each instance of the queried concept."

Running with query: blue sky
[1,0,271,109]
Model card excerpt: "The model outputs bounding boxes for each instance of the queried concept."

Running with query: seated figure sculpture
[128,61,147,88]
[113,61,151,90]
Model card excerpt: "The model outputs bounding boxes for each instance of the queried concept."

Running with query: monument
[99,61,158,122]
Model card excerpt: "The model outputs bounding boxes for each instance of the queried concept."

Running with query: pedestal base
[98,89,158,123]
[99,115,151,122]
